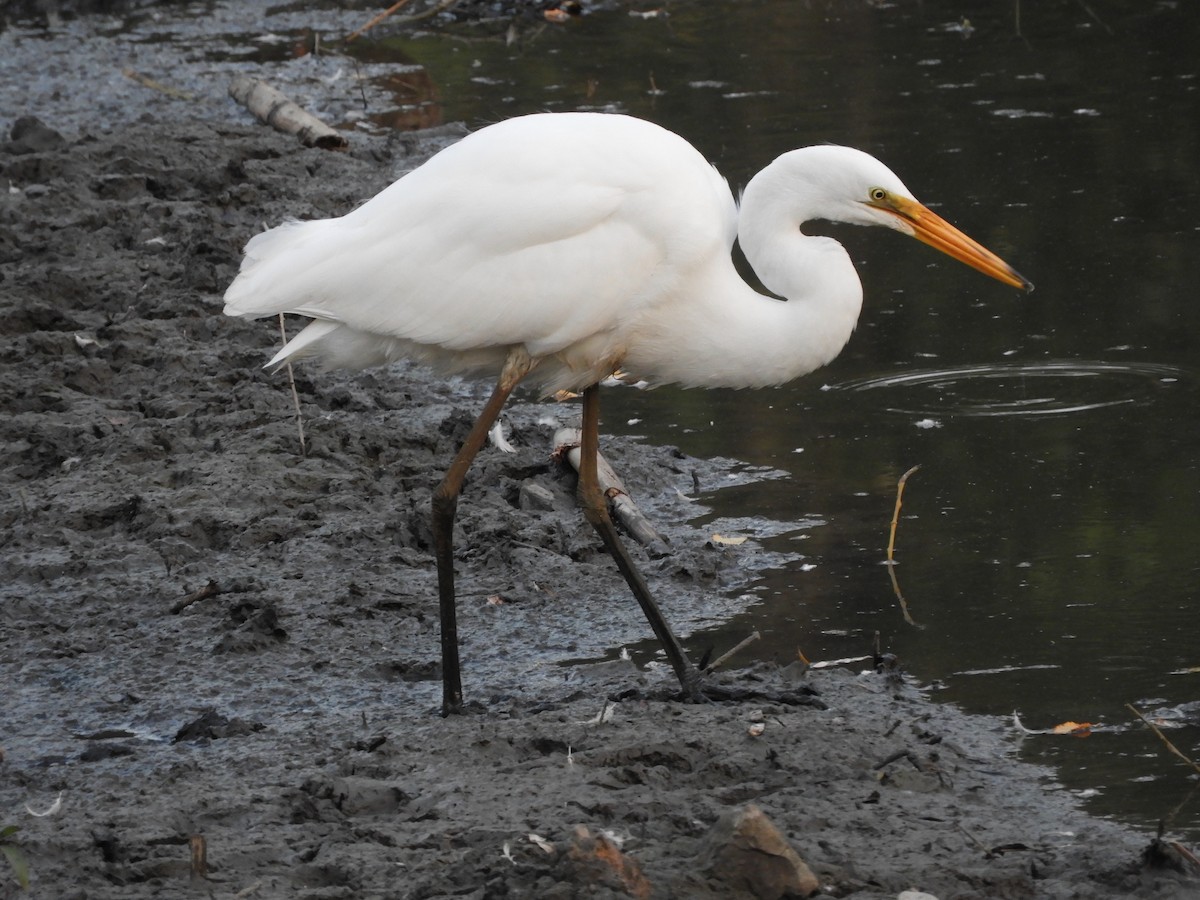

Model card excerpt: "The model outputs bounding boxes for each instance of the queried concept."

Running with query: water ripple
[827,360,1188,418]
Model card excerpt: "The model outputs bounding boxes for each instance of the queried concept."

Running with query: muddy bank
[1,6,1198,900]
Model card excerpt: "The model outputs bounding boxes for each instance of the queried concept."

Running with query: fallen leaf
[1013,712,1095,736]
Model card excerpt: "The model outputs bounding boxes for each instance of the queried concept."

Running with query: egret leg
[433,349,534,716]
[577,383,703,699]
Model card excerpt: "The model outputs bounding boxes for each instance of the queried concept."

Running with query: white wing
[223,114,735,385]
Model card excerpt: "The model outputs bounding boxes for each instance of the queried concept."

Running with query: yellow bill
[878,193,1033,292]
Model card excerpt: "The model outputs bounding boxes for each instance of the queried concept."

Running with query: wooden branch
[228,76,348,151]
[553,427,670,557]
[345,0,415,42]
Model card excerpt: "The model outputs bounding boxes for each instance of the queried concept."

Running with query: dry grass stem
[345,0,464,41]
[1126,703,1200,775]
[277,313,307,455]
[123,68,195,100]
[886,465,921,625]
[345,0,415,41]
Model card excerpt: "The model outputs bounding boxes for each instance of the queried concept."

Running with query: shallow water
[10,0,1197,840]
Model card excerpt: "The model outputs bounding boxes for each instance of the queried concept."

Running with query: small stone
[331,776,410,816]
[7,116,65,153]
[698,803,819,898]
[519,480,556,511]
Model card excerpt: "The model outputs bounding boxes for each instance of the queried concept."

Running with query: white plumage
[223,112,1029,713]
[224,113,1027,393]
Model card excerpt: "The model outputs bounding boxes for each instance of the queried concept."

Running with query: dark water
[371,2,1200,838]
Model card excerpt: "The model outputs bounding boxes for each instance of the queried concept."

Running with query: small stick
[189,834,207,880]
[345,0,463,40]
[874,748,916,770]
[345,0,415,42]
[171,579,220,615]
[122,68,195,101]
[1126,703,1200,775]
[1172,841,1200,870]
[705,631,761,673]
[887,464,921,563]
[277,314,307,456]
[554,427,669,556]
[956,822,993,857]
[886,465,921,625]
[1162,780,1200,837]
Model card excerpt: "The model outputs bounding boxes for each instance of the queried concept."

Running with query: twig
[554,427,669,556]
[1075,0,1114,35]
[874,748,917,770]
[1162,780,1200,836]
[1172,840,1200,870]
[345,0,416,42]
[957,822,993,857]
[346,0,464,40]
[1126,703,1200,775]
[887,464,920,562]
[171,579,220,614]
[189,834,207,880]
[122,68,195,101]
[277,314,308,456]
[886,465,920,625]
[705,631,761,673]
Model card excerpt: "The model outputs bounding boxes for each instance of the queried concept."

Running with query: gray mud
[2,4,1198,899]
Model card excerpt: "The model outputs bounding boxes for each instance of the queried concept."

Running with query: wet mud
[2,4,1198,898]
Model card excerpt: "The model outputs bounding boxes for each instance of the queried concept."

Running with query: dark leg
[433,349,534,716]
[577,383,703,699]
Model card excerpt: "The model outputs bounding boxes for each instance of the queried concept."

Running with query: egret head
[765,144,1032,291]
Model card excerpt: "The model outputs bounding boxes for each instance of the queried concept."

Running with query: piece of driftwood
[553,427,670,557]
[228,76,348,151]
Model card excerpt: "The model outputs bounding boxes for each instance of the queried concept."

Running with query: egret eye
[869,187,888,203]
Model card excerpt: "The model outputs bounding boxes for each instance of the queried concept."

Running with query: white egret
[224,112,1030,715]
